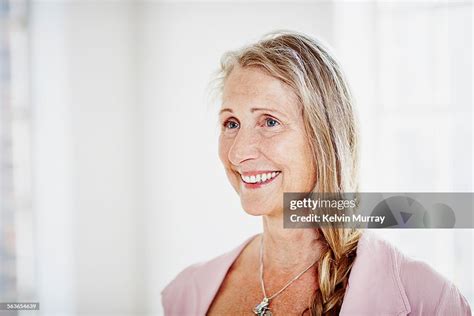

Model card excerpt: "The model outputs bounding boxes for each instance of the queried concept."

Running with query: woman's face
[219,65,316,216]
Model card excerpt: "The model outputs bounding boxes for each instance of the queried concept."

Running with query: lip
[239,170,281,189]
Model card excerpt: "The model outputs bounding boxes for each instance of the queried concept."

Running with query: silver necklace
[253,236,319,316]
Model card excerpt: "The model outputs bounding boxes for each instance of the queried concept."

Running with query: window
[0,0,36,309]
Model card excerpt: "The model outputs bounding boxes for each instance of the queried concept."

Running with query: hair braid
[310,228,361,315]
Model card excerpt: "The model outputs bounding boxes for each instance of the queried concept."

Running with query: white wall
[31,3,76,315]
[67,3,145,316]
[31,1,143,315]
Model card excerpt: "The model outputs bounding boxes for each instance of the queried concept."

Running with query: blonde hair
[218,31,361,315]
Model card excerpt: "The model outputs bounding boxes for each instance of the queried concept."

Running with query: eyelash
[222,116,280,130]
[264,117,280,128]
[223,119,239,130]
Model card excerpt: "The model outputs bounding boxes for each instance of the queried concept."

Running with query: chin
[240,200,279,217]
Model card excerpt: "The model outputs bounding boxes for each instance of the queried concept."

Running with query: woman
[162,32,471,315]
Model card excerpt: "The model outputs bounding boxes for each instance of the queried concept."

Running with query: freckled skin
[209,66,320,315]
[207,235,318,315]
[218,66,317,217]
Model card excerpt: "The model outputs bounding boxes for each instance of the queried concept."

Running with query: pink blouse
[162,232,471,315]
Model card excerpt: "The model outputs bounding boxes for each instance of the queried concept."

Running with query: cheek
[293,141,316,189]
[298,141,315,175]
[218,135,231,165]
[219,136,241,192]
[263,133,309,166]
[264,133,315,188]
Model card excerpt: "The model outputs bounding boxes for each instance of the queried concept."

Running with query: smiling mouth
[240,171,281,186]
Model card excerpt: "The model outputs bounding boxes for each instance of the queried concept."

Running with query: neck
[261,213,324,274]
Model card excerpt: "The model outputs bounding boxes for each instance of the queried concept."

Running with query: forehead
[221,66,299,113]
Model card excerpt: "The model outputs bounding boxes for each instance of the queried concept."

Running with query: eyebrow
[219,108,233,115]
[250,107,283,115]
[219,107,287,118]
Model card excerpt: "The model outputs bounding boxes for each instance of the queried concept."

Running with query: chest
[207,267,317,315]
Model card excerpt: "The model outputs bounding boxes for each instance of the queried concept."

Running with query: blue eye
[265,118,279,127]
[224,120,239,129]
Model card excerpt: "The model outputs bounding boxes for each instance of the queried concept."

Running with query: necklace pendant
[253,297,272,316]
[262,309,272,316]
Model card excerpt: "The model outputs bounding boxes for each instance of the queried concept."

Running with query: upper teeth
[241,172,279,184]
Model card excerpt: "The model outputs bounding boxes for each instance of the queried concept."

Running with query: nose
[228,127,261,166]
